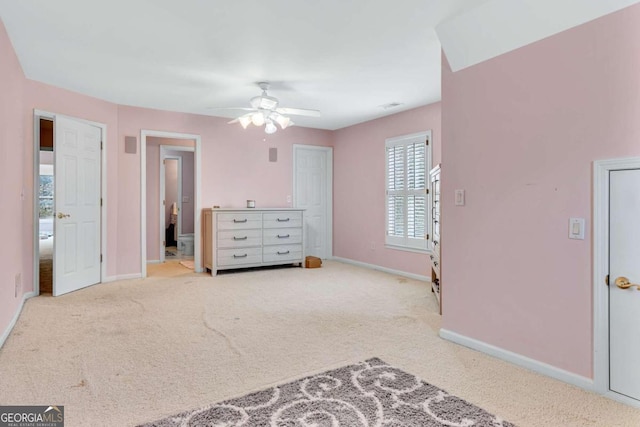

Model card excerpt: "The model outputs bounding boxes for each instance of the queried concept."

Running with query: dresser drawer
[263,227,302,245]
[263,244,302,263]
[217,213,262,230]
[263,211,303,229]
[217,247,262,266]
[217,229,262,248]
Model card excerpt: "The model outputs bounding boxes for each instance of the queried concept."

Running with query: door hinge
[100,254,103,263]
[163,240,166,247]
[426,188,429,195]
[605,274,609,286]
[426,234,430,240]
[425,139,429,146]
[100,141,103,150]
[100,198,103,206]
[163,200,165,206]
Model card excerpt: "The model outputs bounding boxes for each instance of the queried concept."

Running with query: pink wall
[0,18,26,335]
[333,104,441,276]
[116,105,334,274]
[441,4,640,378]
[145,137,195,261]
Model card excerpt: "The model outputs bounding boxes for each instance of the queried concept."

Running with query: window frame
[384,130,432,252]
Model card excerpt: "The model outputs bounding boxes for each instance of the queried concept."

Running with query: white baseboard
[332,256,429,282]
[439,329,594,391]
[0,291,36,349]
[102,273,143,283]
[603,390,640,409]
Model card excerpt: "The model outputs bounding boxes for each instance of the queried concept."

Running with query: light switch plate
[569,217,585,240]
[455,189,465,206]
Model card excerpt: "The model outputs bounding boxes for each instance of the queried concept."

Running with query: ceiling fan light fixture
[251,112,265,126]
[226,82,318,132]
[238,115,252,129]
[275,114,291,129]
[260,96,279,110]
[265,120,277,134]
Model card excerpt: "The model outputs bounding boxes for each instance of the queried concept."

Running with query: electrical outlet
[14,273,21,297]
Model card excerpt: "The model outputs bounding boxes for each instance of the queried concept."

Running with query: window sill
[385,244,431,255]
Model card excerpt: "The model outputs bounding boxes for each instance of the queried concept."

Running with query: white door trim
[140,131,202,277]
[32,110,108,294]
[292,144,333,259]
[159,144,194,262]
[593,156,640,408]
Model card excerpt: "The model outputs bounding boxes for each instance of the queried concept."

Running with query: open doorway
[38,118,54,294]
[143,134,200,274]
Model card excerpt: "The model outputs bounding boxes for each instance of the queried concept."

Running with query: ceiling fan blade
[228,113,255,129]
[227,112,253,124]
[276,107,321,117]
[209,107,256,111]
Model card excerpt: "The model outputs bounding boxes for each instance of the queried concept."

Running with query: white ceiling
[1,0,637,130]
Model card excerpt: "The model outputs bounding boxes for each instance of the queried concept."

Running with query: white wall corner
[437,0,640,72]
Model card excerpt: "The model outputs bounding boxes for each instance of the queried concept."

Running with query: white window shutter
[385,132,431,251]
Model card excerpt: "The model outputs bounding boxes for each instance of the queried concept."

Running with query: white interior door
[54,116,102,296]
[294,146,332,259]
[609,168,640,401]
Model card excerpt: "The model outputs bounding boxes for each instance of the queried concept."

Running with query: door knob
[57,212,71,219]
[615,276,640,291]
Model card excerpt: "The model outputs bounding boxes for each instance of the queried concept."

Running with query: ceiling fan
[222,82,321,134]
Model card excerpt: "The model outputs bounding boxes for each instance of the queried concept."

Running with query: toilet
[177,234,194,256]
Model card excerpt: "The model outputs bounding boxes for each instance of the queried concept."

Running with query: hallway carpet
[0,261,638,426]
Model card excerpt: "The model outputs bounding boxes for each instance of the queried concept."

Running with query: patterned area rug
[139,358,514,426]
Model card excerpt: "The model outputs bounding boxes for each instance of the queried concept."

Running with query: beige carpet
[0,261,639,426]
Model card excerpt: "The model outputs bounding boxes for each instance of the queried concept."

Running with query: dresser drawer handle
[233,219,248,223]
[277,234,290,239]
[277,250,290,255]
[434,261,439,267]
[433,240,439,246]
[233,236,248,241]
[233,254,248,258]
[276,218,290,222]
[430,255,434,260]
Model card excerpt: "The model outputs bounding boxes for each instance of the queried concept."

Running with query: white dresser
[203,208,305,275]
